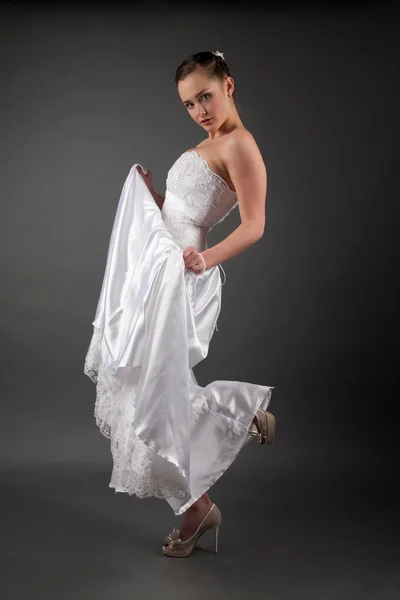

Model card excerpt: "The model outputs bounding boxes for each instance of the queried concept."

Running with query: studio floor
[2,446,398,600]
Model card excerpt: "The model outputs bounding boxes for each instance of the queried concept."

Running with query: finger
[183,247,196,259]
[136,165,149,176]
[183,252,199,264]
[191,263,202,273]
[183,246,194,258]
[185,258,199,267]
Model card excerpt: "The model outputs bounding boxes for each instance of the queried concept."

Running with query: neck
[208,104,244,140]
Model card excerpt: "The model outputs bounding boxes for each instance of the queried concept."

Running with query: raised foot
[249,409,275,445]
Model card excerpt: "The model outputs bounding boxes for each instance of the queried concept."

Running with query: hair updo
[175,51,236,101]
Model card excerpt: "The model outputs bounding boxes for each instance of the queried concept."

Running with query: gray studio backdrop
[1,5,397,488]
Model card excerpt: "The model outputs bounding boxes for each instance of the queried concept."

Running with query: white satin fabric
[84,153,274,515]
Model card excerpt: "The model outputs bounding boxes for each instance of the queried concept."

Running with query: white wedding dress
[84,149,274,515]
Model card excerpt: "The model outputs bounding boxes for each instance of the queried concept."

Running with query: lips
[201,118,213,125]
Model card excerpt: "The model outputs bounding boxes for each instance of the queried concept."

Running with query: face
[178,68,233,130]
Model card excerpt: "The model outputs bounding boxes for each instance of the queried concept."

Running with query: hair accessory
[213,50,225,61]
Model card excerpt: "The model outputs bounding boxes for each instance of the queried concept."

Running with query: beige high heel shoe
[249,409,275,445]
[162,503,222,558]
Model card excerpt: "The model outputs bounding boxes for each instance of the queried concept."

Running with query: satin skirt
[84,164,274,515]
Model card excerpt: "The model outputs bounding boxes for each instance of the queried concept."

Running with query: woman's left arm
[200,131,267,270]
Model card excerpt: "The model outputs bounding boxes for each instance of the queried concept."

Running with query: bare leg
[177,492,213,541]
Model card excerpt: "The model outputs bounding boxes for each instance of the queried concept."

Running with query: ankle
[188,495,213,512]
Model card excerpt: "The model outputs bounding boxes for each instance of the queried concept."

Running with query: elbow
[255,225,265,241]
[254,216,266,240]
[245,222,264,244]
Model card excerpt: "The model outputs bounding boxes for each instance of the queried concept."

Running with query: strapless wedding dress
[84,149,274,515]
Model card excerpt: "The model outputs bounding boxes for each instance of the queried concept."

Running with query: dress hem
[107,386,274,515]
[167,386,274,515]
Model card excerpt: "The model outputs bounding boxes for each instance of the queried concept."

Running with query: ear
[226,76,234,97]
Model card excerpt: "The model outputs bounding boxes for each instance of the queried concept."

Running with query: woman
[84,50,275,558]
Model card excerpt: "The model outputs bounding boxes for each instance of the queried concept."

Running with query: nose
[197,104,207,120]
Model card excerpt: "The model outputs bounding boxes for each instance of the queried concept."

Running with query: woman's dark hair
[175,51,236,102]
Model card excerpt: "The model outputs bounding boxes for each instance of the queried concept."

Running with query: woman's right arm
[136,165,165,211]
[151,191,165,211]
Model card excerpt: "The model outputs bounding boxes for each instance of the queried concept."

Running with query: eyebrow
[182,88,210,104]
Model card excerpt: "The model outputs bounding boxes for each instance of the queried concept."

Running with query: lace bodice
[161,150,238,251]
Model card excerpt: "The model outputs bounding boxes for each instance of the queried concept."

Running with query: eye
[185,93,211,109]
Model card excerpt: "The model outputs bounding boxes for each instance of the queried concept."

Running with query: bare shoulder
[222,129,265,169]
[221,129,266,182]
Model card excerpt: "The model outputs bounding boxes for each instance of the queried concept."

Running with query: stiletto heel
[162,503,222,558]
[249,409,275,445]
[214,522,220,554]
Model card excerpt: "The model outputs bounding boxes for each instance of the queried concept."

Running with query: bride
[84,50,275,558]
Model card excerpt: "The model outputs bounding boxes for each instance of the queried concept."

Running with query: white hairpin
[213,50,225,61]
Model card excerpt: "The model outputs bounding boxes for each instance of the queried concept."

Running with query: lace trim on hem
[84,325,191,503]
